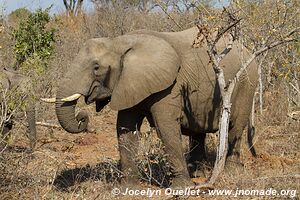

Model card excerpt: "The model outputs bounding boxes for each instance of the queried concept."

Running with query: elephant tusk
[61,93,82,102]
[40,97,56,103]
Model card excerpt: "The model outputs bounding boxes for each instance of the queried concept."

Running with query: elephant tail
[247,104,257,157]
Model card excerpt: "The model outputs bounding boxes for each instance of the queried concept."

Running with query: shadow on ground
[53,154,175,191]
[53,160,122,191]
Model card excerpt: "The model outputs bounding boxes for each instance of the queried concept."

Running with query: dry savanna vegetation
[0,0,299,199]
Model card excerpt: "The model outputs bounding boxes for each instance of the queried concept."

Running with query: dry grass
[0,92,299,199]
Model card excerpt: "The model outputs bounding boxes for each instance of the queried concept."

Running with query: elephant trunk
[55,86,89,133]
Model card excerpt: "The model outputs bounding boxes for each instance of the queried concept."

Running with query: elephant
[0,67,36,149]
[50,26,258,188]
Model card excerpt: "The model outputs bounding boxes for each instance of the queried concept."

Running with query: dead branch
[63,0,84,16]
[36,121,61,129]
[36,121,96,133]
[213,18,241,48]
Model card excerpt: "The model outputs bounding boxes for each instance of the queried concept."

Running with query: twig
[155,1,183,30]
[289,82,300,94]
[214,18,241,47]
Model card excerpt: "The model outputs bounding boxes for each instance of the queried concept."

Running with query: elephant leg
[117,109,144,187]
[2,118,13,135]
[26,102,36,150]
[151,103,194,188]
[226,81,256,172]
[226,113,251,172]
[189,133,206,163]
[188,133,206,177]
[226,124,245,172]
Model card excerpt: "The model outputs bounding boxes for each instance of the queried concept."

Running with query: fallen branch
[36,121,61,129]
[36,121,96,133]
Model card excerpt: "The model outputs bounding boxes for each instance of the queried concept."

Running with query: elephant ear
[110,34,180,111]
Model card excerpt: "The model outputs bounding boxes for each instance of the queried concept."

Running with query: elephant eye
[94,64,100,71]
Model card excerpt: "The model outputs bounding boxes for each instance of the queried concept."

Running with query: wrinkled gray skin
[0,68,36,149]
[55,27,258,188]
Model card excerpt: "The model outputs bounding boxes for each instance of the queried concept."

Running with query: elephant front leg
[151,106,194,189]
[117,109,143,187]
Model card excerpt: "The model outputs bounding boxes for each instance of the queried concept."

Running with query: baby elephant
[0,67,36,149]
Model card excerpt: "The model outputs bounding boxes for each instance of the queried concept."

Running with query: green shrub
[12,7,56,72]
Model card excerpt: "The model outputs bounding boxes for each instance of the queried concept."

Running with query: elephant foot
[170,175,195,190]
[187,162,205,178]
[225,155,244,174]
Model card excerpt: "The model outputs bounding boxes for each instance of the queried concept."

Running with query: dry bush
[0,22,14,68]
[135,131,172,187]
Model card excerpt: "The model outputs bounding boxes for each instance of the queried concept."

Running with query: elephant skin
[0,67,36,149]
[55,27,258,188]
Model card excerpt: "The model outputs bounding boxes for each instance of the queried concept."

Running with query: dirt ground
[0,102,299,200]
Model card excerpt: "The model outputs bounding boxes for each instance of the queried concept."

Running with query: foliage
[8,8,31,26]
[12,7,56,72]
[236,0,299,81]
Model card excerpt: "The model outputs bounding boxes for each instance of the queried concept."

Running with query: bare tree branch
[63,0,84,16]
[213,18,241,47]
[36,121,61,128]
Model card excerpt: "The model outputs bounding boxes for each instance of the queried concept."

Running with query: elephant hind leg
[247,116,257,157]
[226,80,256,172]
[187,133,206,177]
[188,133,206,163]
[117,109,144,186]
[226,114,250,173]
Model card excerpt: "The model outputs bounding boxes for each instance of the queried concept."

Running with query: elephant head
[55,34,180,133]
[0,67,36,149]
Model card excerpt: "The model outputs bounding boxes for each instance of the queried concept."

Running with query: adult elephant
[0,67,36,149]
[52,27,258,188]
